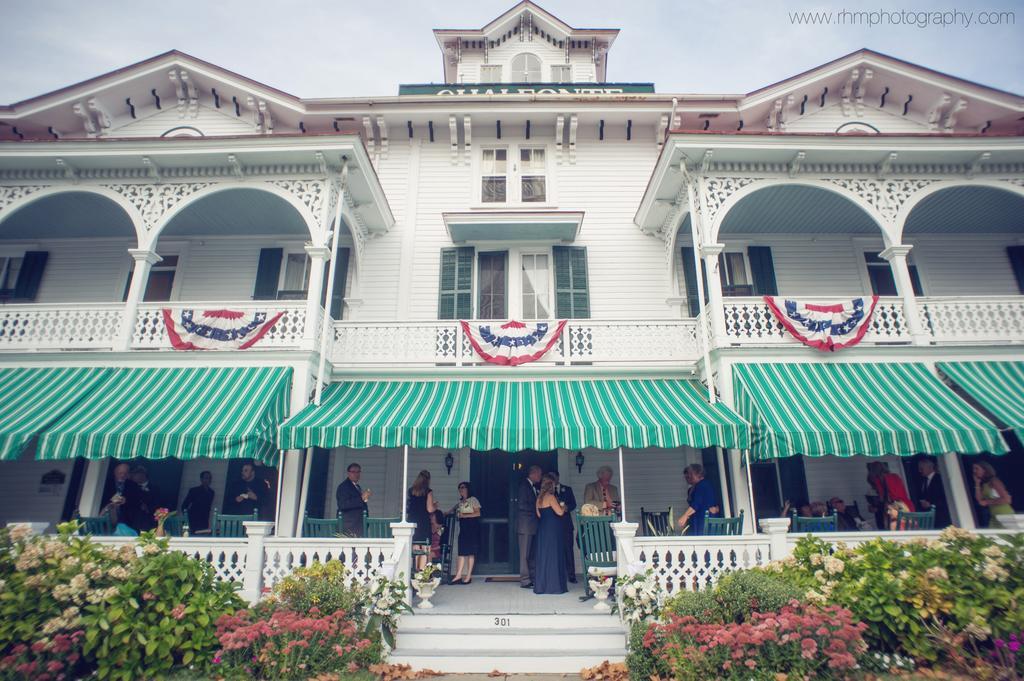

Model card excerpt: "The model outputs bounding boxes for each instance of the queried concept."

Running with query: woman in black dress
[533,473,568,595]
[450,481,481,584]
[408,470,436,570]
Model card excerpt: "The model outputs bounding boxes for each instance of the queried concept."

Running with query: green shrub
[81,533,244,681]
[625,620,670,681]
[663,569,805,624]
[271,560,368,620]
[768,529,1024,662]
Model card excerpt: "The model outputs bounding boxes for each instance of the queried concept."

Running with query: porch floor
[422,577,596,614]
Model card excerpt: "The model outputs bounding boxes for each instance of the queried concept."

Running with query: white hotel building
[1,2,1023,671]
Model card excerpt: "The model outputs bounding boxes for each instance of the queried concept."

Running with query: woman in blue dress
[533,473,568,595]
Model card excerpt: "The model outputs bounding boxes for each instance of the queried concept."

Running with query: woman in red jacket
[867,461,914,529]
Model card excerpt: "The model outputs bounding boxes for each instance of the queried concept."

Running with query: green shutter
[1009,247,1024,293]
[13,251,48,301]
[553,246,590,319]
[747,246,778,296]
[680,247,709,317]
[438,247,474,319]
[320,248,350,319]
[252,248,283,300]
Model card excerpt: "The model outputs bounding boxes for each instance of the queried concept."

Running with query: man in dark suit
[916,455,951,527]
[552,471,578,583]
[181,471,215,534]
[517,465,542,588]
[336,463,370,536]
[225,463,262,516]
[106,462,145,532]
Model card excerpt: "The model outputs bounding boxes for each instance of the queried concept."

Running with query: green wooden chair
[896,508,935,530]
[363,511,400,539]
[640,507,672,536]
[162,515,187,537]
[213,509,258,538]
[791,510,838,533]
[577,513,617,598]
[704,509,744,536]
[303,512,342,538]
[76,515,112,536]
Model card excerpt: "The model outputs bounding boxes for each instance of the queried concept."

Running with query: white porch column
[117,249,161,351]
[278,367,311,538]
[716,361,755,533]
[759,518,792,561]
[240,521,274,602]
[940,453,976,530]
[879,245,929,346]
[301,245,331,351]
[701,243,729,347]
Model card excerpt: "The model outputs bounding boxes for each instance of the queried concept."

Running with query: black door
[469,449,557,575]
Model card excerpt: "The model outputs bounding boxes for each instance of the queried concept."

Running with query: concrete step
[397,612,617,631]
[396,627,626,652]
[388,648,626,674]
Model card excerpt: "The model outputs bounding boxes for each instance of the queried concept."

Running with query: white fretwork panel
[921,296,1024,343]
[271,179,326,225]
[701,177,759,232]
[262,539,392,589]
[0,185,46,213]
[634,538,771,593]
[0,304,122,351]
[103,182,211,232]
[823,178,938,224]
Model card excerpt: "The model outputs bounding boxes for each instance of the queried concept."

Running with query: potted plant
[412,563,441,609]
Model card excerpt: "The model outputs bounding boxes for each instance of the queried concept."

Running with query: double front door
[469,449,557,575]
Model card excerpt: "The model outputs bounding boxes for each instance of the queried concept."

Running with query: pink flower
[171,604,186,620]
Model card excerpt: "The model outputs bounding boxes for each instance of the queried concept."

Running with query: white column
[611,521,640,576]
[759,517,792,561]
[277,367,311,538]
[716,361,755,533]
[939,453,976,529]
[77,459,110,516]
[701,243,728,347]
[301,245,330,351]
[117,249,161,351]
[879,245,929,346]
[240,521,274,603]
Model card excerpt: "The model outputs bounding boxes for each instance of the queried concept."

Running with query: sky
[1,0,1023,103]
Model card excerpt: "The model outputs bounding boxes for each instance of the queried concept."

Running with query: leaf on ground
[579,661,629,681]
[488,670,505,678]
[368,663,442,681]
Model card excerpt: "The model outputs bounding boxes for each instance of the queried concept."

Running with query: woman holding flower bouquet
[450,482,481,584]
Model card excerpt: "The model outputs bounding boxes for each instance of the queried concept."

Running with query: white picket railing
[331,318,701,366]
[720,296,911,345]
[920,296,1024,344]
[132,302,308,349]
[632,535,773,594]
[0,303,123,351]
[262,537,395,590]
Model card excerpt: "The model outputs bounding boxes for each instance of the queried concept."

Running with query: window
[0,255,22,291]
[477,252,508,319]
[481,148,508,203]
[718,252,753,296]
[521,253,551,319]
[550,64,571,82]
[864,252,923,296]
[277,252,312,300]
[519,148,547,203]
[123,255,178,302]
[479,65,502,82]
[510,53,542,82]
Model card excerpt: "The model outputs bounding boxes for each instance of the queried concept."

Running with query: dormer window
[510,53,542,82]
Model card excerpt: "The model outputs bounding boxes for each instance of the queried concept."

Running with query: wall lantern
[575,451,585,474]
[444,451,455,475]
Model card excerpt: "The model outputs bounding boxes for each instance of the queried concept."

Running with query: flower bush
[663,569,805,625]
[0,522,243,681]
[213,606,381,680]
[413,563,439,584]
[764,529,1024,661]
[647,600,868,680]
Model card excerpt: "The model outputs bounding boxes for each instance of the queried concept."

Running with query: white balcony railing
[331,319,701,367]
[0,303,124,351]
[720,296,912,345]
[921,296,1024,344]
[132,302,308,349]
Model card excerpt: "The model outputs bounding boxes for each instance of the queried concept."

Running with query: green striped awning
[733,362,1007,459]
[37,367,291,463]
[278,379,749,451]
[939,362,1024,441]
[0,367,110,461]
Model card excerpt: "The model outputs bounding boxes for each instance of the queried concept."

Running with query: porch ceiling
[0,191,136,239]
[904,186,1024,234]
[160,188,311,238]
[719,185,880,236]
